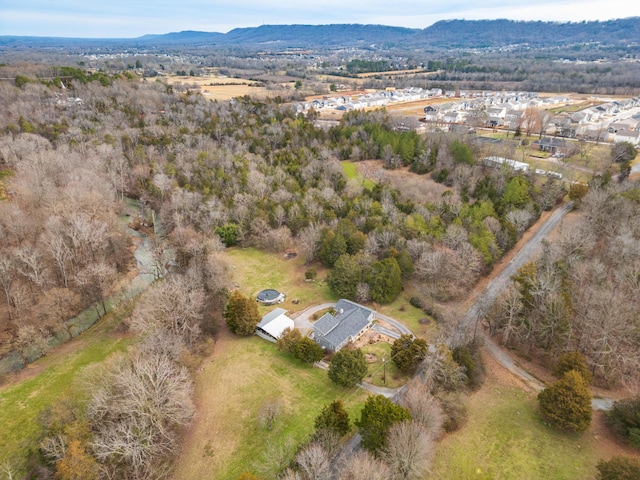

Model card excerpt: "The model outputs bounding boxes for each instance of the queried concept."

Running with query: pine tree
[224,290,260,336]
[538,370,592,432]
[315,400,350,436]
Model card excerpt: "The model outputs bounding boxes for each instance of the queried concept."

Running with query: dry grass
[173,332,368,479]
[430,351,640,480]
[163,74,281,100]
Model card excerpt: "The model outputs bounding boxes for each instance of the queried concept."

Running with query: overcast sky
[1,0,639,38]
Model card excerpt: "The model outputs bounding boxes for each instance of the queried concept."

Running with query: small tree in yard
[328,348,368,388]
[538,370,592,432]
[291,336,324,363]
[356,394,411,453]
[276,327,302,353]
[391,334,428,372]
[314,400,350,436]
[224,290,260,336]
[596,456,640,480]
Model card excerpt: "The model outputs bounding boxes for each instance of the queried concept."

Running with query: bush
[304,268,317,280]
[538,370,592,432]
[596,456,640,480]
[605,397,640,449]
[438,393,468,433]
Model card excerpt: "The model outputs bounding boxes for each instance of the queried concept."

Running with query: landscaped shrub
[596,456,640,480]
[605,397,640,449]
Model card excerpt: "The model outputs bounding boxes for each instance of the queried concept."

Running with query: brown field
[164,74,285,100]
[356,68,436,78]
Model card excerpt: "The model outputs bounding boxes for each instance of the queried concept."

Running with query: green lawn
[431,383,603,480]
[173,336,369,479]
[0,310,133,471]
[341,160,376,191]
[361,342,409,389]
[376,293,436,340]
[225,247,335,316]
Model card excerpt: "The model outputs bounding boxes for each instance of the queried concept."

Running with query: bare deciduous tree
[338,450,391,480]
[382,421,435,480]
[130,275,205,345]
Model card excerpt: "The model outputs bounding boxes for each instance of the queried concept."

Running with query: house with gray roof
[313,299,375,352]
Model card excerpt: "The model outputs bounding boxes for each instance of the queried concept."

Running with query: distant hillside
[1,18,639,50]
[413,18,640,48]
[222,24,418,47]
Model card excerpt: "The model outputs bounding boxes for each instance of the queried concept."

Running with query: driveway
[291,302,335,335]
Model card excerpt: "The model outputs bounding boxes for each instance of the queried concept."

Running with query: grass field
[173,334,369,479]
[341,160,376,191]
[225,247,335,316]
[0,309,133,470]
[431,354,619,480]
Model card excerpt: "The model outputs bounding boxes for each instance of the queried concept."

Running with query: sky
[1,0,639,38]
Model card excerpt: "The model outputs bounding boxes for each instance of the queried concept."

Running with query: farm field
[163,74,279,100]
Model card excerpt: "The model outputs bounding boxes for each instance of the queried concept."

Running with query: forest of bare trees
[0,60,638,478]
[488,183,640,387]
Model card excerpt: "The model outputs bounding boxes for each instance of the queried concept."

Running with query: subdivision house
[313,299,375,352]
[256,308,294,342]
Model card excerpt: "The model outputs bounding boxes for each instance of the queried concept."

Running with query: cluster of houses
[296,87,640,146]
[256,299,376,353]
[295,87,446,114]
[427,94,640,146]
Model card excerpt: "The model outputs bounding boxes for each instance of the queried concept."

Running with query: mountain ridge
[1,18,638,50]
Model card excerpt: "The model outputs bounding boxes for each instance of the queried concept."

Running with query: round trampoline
[256,289,285,305]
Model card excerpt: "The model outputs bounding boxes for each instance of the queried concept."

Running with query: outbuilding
[256,308,294,342]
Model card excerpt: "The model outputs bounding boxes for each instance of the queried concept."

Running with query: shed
[256,308,294,342]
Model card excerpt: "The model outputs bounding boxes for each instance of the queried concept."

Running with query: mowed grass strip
[174,335,368,479]
[431,365,605,480]
[0,313,132,468]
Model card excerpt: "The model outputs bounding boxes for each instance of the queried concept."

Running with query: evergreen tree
[327,254,363,300]
[391,334,428,372]
[328,348,368,388]
[356,395,411,453]
[538,370,592,432]
[554,351,593,384]
[291,336,324,363]
[597,456,640,480]
[314,400,351,436]
[367,257,402,304]
[224,290,260,336]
